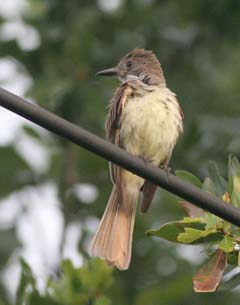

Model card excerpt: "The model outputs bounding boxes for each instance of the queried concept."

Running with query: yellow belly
[120,87,182,166]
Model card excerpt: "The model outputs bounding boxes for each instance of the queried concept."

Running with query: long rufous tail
[89,185,138,270]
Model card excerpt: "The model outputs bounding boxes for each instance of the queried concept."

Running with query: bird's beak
[96,67,117,77]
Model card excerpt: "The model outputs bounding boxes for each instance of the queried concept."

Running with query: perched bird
[89,48,183,270]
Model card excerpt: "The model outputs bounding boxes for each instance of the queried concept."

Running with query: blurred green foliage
[17,258,113,305]
[0,0,240,304]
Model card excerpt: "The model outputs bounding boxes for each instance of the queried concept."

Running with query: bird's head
[97,48,165,86]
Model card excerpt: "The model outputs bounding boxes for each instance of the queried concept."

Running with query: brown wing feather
[105,83,132,184]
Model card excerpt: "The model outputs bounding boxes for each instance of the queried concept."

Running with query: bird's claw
[138,155,149,165]
[160,164,171,183]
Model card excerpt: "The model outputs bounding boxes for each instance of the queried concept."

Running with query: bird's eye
[126,61,132,68]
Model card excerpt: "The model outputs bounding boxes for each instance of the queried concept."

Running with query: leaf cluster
[147,156,240,292]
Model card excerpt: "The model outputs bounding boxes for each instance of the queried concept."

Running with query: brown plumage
[89,48,183,270]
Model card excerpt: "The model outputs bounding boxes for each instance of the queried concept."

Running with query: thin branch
[0,87,240,226]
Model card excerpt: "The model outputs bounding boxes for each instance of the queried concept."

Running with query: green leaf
[228,155,234,195]
[231,176,240,208]
[146,221,205,243]
[177,227,217,244]
[202,177,216,196]
[208,161,228,197]
[146,221,188,242]
[203,212,218,230]
[218,235,234,253]
[180,217,205,224]
[228,156,240,207]
[228,156,240,194]
[177,228,205,243]
[175,170,202,188]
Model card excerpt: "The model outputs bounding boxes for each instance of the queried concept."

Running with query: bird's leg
[160,161,171,183]
[138,154,149,165]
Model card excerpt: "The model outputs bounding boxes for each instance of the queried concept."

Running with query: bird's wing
[105,82,132,184]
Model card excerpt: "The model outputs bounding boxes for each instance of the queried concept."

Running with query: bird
[89,48,183,270]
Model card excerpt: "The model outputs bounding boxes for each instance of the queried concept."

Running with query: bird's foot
[138,155,149,165]
[160,164,171,183]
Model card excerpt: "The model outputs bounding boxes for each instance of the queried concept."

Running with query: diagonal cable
[0,87,240,226]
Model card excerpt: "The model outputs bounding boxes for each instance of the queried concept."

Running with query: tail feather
[89,185,138,270]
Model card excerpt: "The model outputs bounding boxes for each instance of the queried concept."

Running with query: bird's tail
[89,184,138,270]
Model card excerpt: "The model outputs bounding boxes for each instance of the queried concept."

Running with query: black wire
[0,87,240,226]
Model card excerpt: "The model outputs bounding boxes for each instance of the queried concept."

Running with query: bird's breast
[119,87,183,165]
